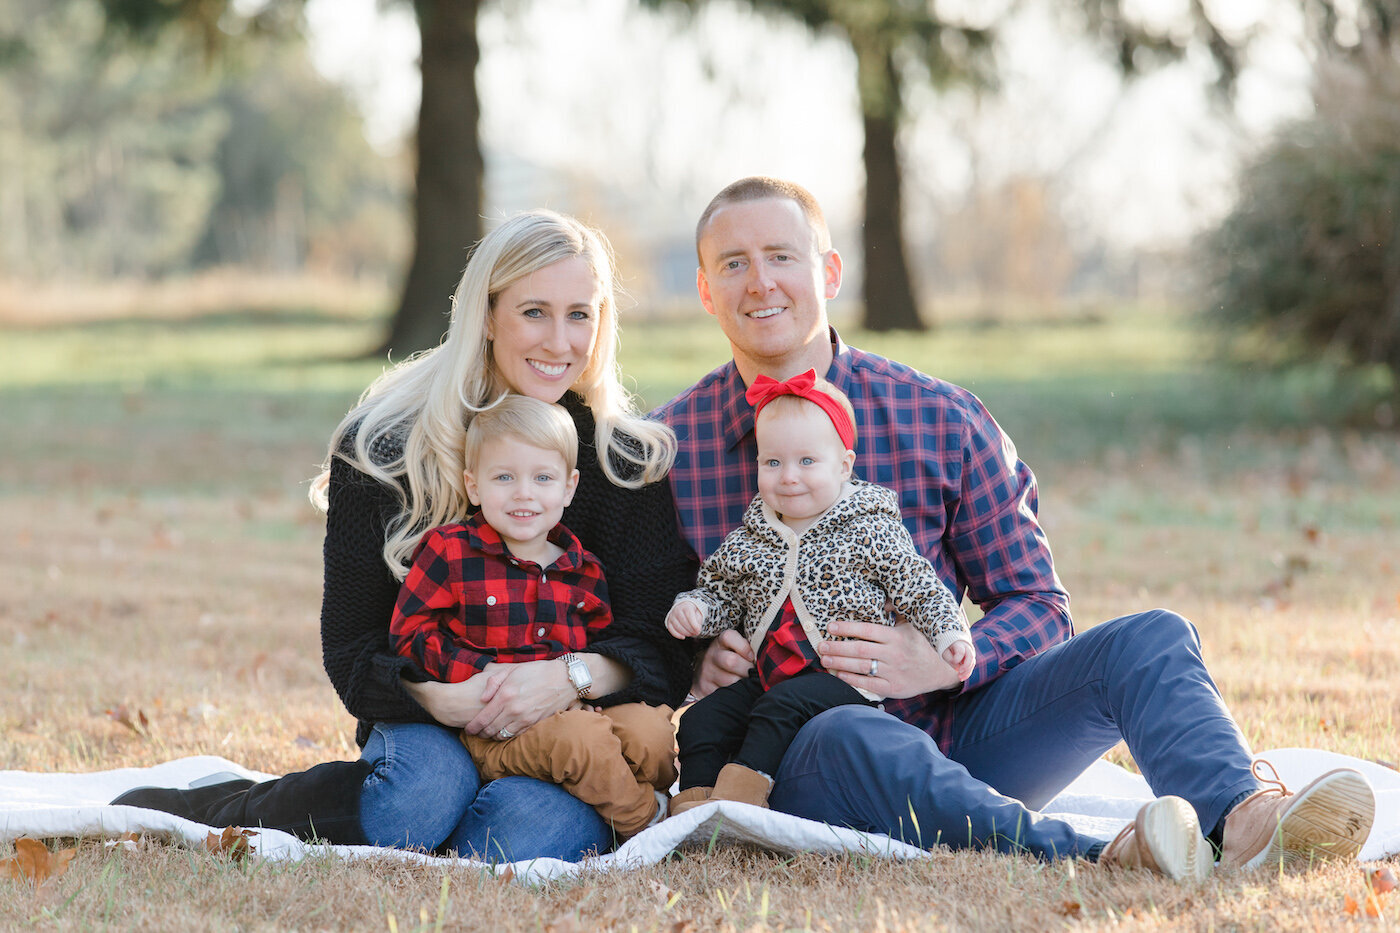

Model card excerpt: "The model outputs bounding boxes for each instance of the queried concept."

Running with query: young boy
[391,395,675,837]
[665,370,974,814]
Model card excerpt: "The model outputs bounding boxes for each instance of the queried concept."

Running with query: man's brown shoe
[1099,796,1212,882]
[1220,760,1374,870]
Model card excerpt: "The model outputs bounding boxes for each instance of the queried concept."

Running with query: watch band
[562,652,593,700]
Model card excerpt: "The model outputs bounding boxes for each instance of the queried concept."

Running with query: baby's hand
[665,601,704,639]
[942,641,975,682]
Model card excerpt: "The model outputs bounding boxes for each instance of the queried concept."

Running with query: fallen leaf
[1345,894,1360,916]
[103,832,144,854]
[1365,892,1383,918]
[1369,866,1398,895]
[1056,900,1083,918]
[649,879,679,908]
[106,704,151,735]
[497,865,515,885]
[204,827,257,860]
[0,838,76,885]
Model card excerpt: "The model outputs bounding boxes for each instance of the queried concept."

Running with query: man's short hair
[463,395,578,474]
[695,176,832,262]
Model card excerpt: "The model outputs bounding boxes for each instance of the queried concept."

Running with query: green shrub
[1200,44,1400,398]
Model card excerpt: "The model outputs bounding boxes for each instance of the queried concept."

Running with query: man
[655,176,1375,876]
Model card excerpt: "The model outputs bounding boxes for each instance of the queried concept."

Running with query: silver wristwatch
[561,653,593,700]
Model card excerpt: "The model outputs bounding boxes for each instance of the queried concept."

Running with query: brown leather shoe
[1220,760,1375,870]
[1099,796,1212,882]
[710,763,773,809]
[668,785,713,817]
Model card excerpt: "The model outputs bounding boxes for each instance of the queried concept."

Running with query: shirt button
[576,601,585,609]
[486,596,496,606]
[876,703,885,711]
[537,627,546,637]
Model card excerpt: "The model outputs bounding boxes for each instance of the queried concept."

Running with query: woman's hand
[401,671,504,728]
[462,658,577,740]
[691,629,754,698]
[818,621,961,698]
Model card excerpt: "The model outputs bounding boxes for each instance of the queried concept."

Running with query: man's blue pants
[769,609,1260,859]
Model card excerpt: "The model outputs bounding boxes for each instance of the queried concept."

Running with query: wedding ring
[498,729,515,740]
[869,658,879,677]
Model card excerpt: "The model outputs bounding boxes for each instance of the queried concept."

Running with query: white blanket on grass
[3,748,1396,885]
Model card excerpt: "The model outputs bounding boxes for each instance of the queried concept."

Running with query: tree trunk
[856,43,925,332]
[377,0,484,357]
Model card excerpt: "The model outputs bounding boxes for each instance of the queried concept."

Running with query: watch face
[568,657,592,695]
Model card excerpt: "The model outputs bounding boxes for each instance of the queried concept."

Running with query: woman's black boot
[112,759,373,845]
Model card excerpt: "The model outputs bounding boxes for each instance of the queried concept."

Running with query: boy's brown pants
[461,702,677,837]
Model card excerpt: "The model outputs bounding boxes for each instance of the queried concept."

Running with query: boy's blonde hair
[755,374,858,450]
[463,396,578,475]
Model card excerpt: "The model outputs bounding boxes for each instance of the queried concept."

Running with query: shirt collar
[719,326,854,452]
[464,511,584,570]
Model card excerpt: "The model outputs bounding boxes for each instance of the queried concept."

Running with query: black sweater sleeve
[320,439,435,746]
[561,396,698,708]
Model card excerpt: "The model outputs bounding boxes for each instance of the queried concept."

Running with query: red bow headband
[745,369,856,451]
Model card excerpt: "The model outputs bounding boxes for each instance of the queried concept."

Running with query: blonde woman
[115,211,697,861]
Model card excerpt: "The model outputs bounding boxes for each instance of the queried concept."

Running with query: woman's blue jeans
[357,721,613,862]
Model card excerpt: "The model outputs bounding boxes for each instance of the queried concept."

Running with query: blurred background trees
[1202,3,1400,395]
[0,0,1396,405]
[0,0,404,283]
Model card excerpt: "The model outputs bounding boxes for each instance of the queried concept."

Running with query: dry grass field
[1,298,1397,930]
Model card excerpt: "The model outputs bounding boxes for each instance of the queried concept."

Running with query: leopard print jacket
[674,479,972,664]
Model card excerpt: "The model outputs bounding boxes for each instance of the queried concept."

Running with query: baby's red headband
[745,369,856,451]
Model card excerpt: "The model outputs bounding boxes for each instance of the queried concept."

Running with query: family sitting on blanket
[116,177,1376,880]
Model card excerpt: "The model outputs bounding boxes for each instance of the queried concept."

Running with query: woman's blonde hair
[310,209,676,580]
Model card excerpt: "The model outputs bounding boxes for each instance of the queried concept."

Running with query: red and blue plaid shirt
[654,328,1072,752]
[391,513,612,684]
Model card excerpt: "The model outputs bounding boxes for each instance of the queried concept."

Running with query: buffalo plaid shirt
[756,598,822,691]
[653,328,1072,752]
[391,513,612,684]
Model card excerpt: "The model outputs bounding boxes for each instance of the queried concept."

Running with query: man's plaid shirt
[653,329,1073,752]
[391,512,612,684]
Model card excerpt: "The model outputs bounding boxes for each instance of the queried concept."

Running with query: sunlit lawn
[1,298,1397,930]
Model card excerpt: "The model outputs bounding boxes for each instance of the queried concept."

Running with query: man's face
[696,198,841,378]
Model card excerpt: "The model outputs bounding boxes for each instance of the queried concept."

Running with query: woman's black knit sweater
[319,392,699,747]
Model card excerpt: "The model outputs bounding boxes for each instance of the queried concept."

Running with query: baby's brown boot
[711,763,773,809]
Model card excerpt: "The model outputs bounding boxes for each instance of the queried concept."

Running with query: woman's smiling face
[488,256,602,402]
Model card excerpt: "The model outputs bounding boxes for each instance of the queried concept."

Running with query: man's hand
[818,621,962,698]
[666,601,705,639]
[691,629,754,698]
